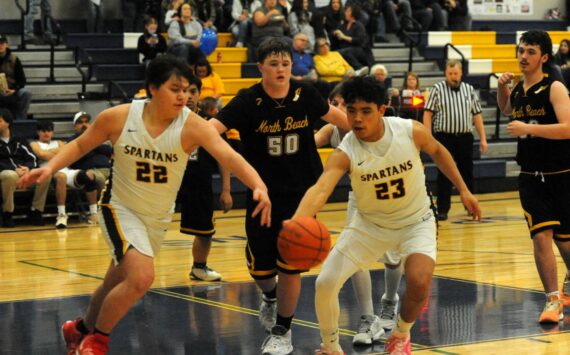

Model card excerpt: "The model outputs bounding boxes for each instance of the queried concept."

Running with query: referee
[423,59,487,221]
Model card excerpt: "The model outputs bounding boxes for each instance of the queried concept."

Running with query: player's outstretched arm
[322,104,351,132]
[497,72,514,115]
[186,114,271,226]
[19,106,124,188]
[413,121,482,220]
[314,123,335,148]
[218,163,233,213]
[292,149,349,219]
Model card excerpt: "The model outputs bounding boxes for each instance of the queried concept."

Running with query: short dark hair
[145,55,194,98]
[519,30,553,66]
[341,76,387,106]
[345,3,360,20]
[328,81,344,101]
[188,74,202,92]
[37,120,54,131]
[194,58,212,77]
[144,15,158,26]
[0,108,13,127]
[257,38,292,64]
[199,96,218,113]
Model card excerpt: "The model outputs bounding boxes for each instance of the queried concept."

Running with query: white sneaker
[190,266,222,281]
[259,295,277,331]
[235,41,244,48]
[86,213,98,225]
[378,295,399,331]
[261,325,293,355]
[355,67,369,77]
[55,214,68,229]
[352,315,384,345]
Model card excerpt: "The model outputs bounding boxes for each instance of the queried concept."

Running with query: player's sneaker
[539,298,563,323]
[261,325,293,355]
[378,294,399,331]
[384,333,411,355]
[315,343,344,354]
[56,214,68,229]
[190,266,222,281]
[562,277,570,306]
[86,213,98,225]
[77,333,109,355]
[61,319,85,355]
[352,315,384,345]
[259,294,277,331]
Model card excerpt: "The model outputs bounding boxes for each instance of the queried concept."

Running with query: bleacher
[2,17,553,215]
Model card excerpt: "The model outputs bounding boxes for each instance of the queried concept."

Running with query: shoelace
[261,334,287,349]
[380,301,397,320]
[545,300,561,311]
[357,316,373,333]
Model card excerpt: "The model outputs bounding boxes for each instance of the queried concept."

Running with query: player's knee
[315,272,338,295]
[130,272,154,295]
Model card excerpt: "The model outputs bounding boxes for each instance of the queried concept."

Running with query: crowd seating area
[1,17,566,221]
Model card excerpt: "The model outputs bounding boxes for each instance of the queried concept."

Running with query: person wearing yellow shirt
[313,37,367,79]
[193,58,225,102]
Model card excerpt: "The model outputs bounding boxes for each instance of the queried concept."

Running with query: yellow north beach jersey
[338,117,430,229]
[102,100,190,217]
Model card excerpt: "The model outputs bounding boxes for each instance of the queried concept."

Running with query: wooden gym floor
[1,191,569,354]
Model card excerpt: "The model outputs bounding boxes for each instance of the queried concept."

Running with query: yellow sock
[394,315,414,336]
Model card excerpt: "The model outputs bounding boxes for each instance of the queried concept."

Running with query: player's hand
[459,190,481,221]
[498,72,515,87]
[506,120,528,137]
[251,187,271,227]
[18,167,52,188]
[219,191,233,213]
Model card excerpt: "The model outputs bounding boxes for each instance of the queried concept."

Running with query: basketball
[278,216,331,269]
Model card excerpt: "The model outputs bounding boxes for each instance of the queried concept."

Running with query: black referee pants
[434,132,474,215]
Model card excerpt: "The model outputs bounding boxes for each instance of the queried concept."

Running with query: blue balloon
[200,29,218,56]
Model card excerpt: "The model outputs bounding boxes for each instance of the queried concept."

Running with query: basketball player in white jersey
[315,85,404,345]
[19,55,271,355]
[292,76,481,355]
[30,120,99,229]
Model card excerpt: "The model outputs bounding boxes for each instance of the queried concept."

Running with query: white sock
[384,266,403,301]
[546,291,559,300]
[395,315,414,335]
[89,204,98,215]
[57,205,66,215]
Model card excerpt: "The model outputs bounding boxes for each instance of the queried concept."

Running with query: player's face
[258,53,292,87]
[517,42,548,74]
[151,75,190,117]
[346,100,384,142]
[329,94,346,113]
[445,65,462,89]
[185,84,200,111]
[38,129,53,143]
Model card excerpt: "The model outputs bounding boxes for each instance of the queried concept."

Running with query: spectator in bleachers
[370,64,398,115]
[251,0,289,49]
[291,33,318,80]
[168,3,207,66]
[193,58,226,104]
[230,0,262,47]
[191,0,222,31]
[138,16,168,66]
[122,0,147,32]
[313,37,367,78]
[321,0,344,41]
[410,0,444,31]
[0,109,50,227]
[399,71,427,120]
[30,121,99,229]
[554,39,570,69]
[288,0,316,51]
[164,0,186,28]
[441,0,471,30]
[0,35,32,121]
[86,0,105,32]
[24,0,54,45]
[66,112,113,224]
[382,0,413,34]
[332,4,373,70]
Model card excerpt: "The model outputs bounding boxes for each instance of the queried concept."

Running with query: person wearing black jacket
[0,35,32,121]
[332,4,373,69]
[137,16,167,66]
[67,112,112,224]
[0,109,50,227]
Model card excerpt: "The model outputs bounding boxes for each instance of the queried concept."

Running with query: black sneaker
[2,212,15,228]
[437,213,448,221]
[28,210,45,226]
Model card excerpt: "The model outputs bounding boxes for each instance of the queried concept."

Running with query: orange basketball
[278,216,331,269]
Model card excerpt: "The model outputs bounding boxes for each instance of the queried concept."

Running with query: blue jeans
[24,0,52,38]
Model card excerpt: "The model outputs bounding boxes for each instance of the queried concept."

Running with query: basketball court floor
[1,191,569,354]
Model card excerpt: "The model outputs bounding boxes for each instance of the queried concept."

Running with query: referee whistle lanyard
[534,171,545,183]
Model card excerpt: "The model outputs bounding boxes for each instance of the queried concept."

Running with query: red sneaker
[77,333,109,355]
[385,334,411,355]
[61,319,85,355]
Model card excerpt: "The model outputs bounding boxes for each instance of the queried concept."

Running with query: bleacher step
[25,67,86,81]
[27,83,105,97]
[15,50,75,66]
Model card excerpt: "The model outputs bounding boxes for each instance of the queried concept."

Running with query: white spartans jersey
[338,116,430,229]
[102,100,190,217]
[36,140,59,167]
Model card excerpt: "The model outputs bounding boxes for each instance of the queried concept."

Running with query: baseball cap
[0,34,7,43]
[73,111,91,124]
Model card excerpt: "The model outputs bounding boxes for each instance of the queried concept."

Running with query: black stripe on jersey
[101,204,128,263]
[99,159,114,205]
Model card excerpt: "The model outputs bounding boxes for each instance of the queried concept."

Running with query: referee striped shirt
[424,81,482,134]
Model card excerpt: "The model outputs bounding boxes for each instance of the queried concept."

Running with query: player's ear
[378,104,386,115]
